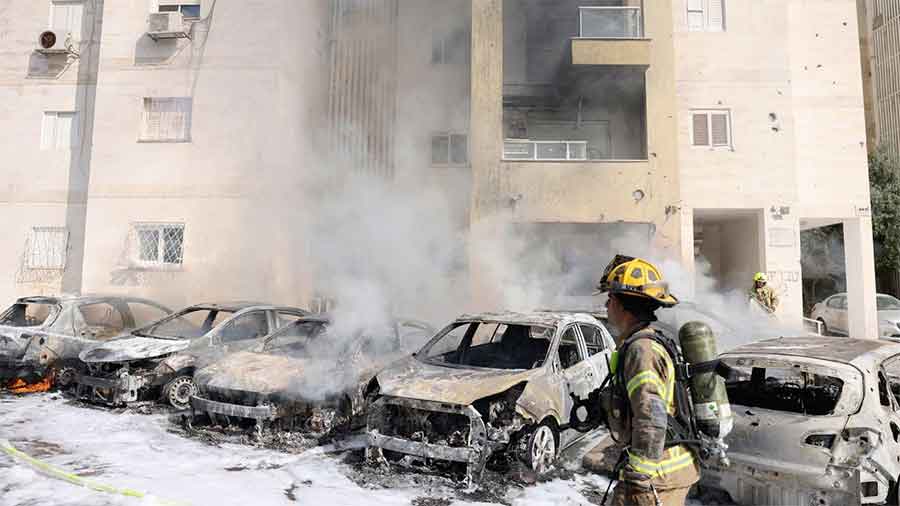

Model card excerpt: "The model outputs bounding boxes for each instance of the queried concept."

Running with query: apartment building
[0,0,878,337]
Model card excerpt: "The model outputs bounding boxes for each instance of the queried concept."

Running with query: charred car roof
[454,311,601,327]
[16,294,166,306]
[185,302,308,313]
[724,336,900,365]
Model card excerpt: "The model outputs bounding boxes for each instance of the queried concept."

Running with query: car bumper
[702,452,874,506]
[190,394,276,421]
[75,372,150,406]
[366,396,489,483]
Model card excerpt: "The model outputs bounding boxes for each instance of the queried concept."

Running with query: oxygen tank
[678,321,733,440]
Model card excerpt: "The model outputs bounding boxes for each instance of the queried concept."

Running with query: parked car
[366,311,614,484]
[189,315,433,434]
[0,295,171,388]
[702,335,900,505]
[76,303,307,409]
[810,292,900,337]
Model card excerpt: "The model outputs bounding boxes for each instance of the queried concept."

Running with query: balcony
[579,6,643,39]
[572,5,650,66]
[504,140,588,161]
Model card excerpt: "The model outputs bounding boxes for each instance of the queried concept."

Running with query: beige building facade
[0,0,879,337]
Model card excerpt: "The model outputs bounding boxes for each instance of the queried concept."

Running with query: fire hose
[0,439,188,506]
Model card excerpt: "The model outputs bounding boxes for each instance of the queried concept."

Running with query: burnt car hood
[80,336,189,363]
[195,351,307,396]
[376,357,538,405]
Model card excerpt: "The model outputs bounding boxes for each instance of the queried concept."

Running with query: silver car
[810,293,900,338]
[366,311,614,484]
[703,336,900,505]
[0,295,171,388]
[76,302,307,409]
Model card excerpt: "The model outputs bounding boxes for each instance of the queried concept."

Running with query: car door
[835,296,849,334]
[874,358,900,487]
[579,323,612,384]
[556,324,599,448]
[823,296,842,334]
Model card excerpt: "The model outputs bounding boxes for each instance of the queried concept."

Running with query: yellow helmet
[595,255,678,308]
[753,272,767,282]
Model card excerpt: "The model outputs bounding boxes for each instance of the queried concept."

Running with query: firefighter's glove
[620,464,653,489]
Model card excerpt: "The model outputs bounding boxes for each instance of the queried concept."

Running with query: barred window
[27,227,68,270]
[139,97,192,142]
[133,223,184,267]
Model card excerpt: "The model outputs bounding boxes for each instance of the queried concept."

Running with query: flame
[7,376,52,394]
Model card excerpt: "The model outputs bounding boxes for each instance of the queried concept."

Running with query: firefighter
[596,255,700,506]
[749,272,779,313]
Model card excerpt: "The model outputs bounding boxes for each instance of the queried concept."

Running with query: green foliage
[870,148,900,273]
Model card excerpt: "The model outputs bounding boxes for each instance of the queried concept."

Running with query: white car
[810,293,900,338]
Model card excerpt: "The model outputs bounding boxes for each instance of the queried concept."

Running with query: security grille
[27,227,68,270]
[133,223,184,267]
[139,97,192,142]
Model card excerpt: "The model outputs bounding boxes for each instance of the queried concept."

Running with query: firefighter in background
[749,272,779,313]
[596,256,700,506]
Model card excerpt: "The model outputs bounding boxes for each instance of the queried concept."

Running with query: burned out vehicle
[0,295,171,389]
[703,336,900,506]
[76,303,307,409]
[366,312,614,483]
[190,316,433,433]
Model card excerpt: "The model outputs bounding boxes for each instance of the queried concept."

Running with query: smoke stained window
[139,97,192,143]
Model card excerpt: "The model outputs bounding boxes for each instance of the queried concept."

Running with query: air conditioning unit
[147,12,188,40]
[36,29,69,54]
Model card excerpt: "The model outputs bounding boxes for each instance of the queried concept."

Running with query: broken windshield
[420,321,554,370]
[721,356,862,416]
[0,302,57,328]
[136,308,235,340]
[263,320,328,357]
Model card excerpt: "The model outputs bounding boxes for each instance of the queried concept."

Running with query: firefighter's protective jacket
[750,284,779,313]
[604,325,700,491]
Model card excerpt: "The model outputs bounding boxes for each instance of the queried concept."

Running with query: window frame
[557,324,587,371]
[157,0,201,19]
[430,132,469,167]
[41,111,78,150]
[686,0,725,32]
[690,109,733,149]
[131,222,185,269]
[49,0,84,38]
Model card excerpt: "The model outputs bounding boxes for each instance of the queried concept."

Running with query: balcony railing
[579,6,644,39]
[503,139,588,161]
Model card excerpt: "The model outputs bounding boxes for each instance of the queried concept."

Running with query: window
[558,326,584,369]
[50,1,84,37]
[139,97,192,142]
[133,223,184,267]
[143,308,234,339]
[41,112,78,150]
[158,1,201,19]
[687,0,725,32]
[77,302,126,339]
[431,29,467,64]
[579,325,605,356]
[26,227,68,270]
[431,133,468,166]
[127,302,170,327]
[691,110,731,148]
[219,311,269,343]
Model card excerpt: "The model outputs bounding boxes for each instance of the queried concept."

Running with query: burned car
[366,311,614,483]
[702,336,900,506]
[76,303,307,409]
[190,315,433,434]
[0,295,171,390]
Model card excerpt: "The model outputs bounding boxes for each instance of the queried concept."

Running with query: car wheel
[51,360,82,391]
[163,375,196,410]
[817,318,829,336]
[526,422,558,475]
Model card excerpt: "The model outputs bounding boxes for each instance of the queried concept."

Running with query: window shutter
[692,113,710,146]
[55,112,73,149]
[708,0,725,31]
[711,113,729,146]
[41,112,56,150]
[687,0,704,9]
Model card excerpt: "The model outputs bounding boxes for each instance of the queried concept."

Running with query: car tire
[817,318,829,336]
[526,421,558,475]
[162,375,196,410]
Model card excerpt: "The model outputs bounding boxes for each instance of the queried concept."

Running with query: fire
[7,376,52,394]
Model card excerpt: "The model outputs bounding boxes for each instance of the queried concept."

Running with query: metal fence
[579,6,644,38]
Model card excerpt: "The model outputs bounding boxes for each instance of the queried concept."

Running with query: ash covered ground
[0,393,712,506]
